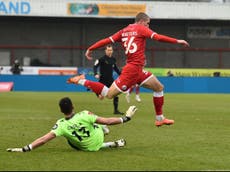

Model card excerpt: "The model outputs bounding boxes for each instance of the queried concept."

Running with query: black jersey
[94,55,121,86]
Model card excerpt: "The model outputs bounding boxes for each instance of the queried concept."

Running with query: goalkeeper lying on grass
[7,97,137,152]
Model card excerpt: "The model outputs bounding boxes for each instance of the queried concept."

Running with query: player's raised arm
[152,33,190,47]
[85,37,112,60]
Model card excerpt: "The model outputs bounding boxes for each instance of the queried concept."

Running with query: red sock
[153,96,164,115]
[84,80,105,95]
[136,86,140,94]
[129,86,133,94]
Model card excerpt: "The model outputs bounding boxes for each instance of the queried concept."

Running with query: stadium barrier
[1,45,230,69]
[0,75,229,93]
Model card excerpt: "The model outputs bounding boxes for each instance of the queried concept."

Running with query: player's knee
[106,94,114,99]
[154,84,164,92]
[159,84,164,91]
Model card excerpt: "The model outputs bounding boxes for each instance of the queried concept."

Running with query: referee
[94,44,123,115]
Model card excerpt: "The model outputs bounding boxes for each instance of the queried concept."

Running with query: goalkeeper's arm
[95,106,138,125]
[7,132,56,152]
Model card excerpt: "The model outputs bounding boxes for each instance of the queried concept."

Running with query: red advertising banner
[0,82,14,92]
[38,69,77,75]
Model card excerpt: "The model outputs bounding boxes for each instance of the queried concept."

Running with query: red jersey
[88,23,177,66]
[109,24,156,67]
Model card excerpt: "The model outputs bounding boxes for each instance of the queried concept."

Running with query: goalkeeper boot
[155,118,174,127]
[115,139,126,147]
[67,74,85,84]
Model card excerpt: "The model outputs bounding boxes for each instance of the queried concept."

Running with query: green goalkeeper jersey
[51,110,104,151]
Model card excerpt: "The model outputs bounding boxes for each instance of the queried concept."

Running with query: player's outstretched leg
[67,74,109,97]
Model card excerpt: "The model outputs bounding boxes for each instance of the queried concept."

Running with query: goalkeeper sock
[101,142,116,148]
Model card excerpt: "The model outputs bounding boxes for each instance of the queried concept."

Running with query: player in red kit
[126,84,141,103]
[67,12,190,127]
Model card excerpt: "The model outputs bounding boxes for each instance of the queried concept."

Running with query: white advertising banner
[0,0,229,20]
[0,0,145,18]
[0,0,65,17]
[0,66,77,75]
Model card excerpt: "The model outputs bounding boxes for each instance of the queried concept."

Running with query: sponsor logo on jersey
[52,124,58,130]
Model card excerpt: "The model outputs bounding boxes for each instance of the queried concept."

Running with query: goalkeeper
[7,97,137,152]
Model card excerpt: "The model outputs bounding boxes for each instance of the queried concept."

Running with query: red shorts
[114,63,153,92]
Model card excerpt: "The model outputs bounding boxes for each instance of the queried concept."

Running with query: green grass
[0,92,230,171]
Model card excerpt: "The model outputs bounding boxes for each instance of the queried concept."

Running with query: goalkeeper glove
[120,106,137,123]
[6,148,23,152]
[7,144,32,152]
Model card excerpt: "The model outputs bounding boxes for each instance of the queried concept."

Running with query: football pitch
[0,92,229,171]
